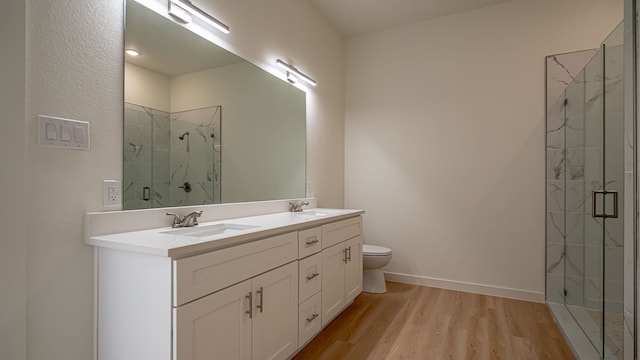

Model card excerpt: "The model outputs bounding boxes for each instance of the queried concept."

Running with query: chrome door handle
[306,313,319,323]
[306,272,320,281]
[257,287,264,313]
[246,292,253,319]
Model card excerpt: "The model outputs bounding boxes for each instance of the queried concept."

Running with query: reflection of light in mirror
[125,49,140,56]
[168,1,192,24]
[172,0,230,34]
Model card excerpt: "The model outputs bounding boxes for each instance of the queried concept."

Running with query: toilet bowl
[362,244,392,294]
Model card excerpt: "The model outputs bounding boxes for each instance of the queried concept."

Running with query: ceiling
[310,0,515,36]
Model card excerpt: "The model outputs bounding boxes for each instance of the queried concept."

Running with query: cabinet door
[321,242,346,326]
[252,262,299,360]
[174,280,252,360]
[344,235,363,304]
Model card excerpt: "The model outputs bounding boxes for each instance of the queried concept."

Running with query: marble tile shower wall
[124,103,171,209]
[123,103,221,209]
[546,50,597,305]
[169,106,221,207]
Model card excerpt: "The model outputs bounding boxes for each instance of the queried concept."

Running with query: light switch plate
[38,115,90,150]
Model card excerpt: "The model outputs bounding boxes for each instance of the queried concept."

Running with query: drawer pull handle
[305,238,320,245]
[343,248,348,263]
[245,292,253,319]
[306,272,320,281]
[347,246,352,262]
[257,287,264,313]
[306,313,319,323]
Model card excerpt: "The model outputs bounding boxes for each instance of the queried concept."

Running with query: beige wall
[4,0,344,360]
[0,2,27,359]
[345,0,622,299]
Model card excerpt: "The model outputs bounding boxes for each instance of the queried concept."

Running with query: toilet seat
[363,244,392,256]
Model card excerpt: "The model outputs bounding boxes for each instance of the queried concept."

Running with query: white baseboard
[384,271,545,303]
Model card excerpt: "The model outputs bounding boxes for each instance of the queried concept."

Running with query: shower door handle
[606,191,619,219]
[592,190,606,218]
[592,190,618,218]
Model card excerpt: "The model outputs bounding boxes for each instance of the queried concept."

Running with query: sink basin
[294,209,344,217]
[161,223,259,237]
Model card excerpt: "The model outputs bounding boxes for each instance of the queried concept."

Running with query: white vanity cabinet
[320,218,363,326]
[91,211,363,360]
[174,262,298,360]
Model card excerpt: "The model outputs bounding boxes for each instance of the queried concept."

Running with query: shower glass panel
[557,22,624,359]
[123,103,222,209]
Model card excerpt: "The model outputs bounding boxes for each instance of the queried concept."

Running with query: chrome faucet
[166,210,203,228]
[289,200,309,212]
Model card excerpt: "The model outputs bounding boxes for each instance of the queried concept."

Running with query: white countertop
[86,208,364,259]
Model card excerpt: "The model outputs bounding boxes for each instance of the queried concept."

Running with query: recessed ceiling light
[126,49,141,57]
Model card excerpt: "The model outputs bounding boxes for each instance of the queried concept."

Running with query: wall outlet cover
[103,180,121,207]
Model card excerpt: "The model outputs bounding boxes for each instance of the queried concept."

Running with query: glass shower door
[602,23,624,360]
[562,22,624,360]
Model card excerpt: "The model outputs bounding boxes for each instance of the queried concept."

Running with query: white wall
[6,1,343,360]
[171,62,306,203]
[24,1,124,359]
[124,62,171,112]
[345,0,622,300]
[0,2,26,359]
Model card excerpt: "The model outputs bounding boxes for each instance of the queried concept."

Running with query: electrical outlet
[103,180,121,207]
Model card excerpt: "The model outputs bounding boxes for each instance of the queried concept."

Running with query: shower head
[178,131,190,140]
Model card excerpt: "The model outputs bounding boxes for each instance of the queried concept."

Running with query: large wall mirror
[123,0,306,210]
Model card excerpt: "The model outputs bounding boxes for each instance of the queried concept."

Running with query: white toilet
[362,244,393,293]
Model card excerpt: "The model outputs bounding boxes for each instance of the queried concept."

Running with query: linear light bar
[276,59,317,87]
[171,0,230,34]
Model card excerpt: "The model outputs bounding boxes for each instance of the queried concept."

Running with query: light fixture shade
[171,0,230,34]
[276,59,317,86]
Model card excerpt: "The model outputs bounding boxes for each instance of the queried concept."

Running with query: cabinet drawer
[298,292,322,348]
[321,216,362,249]
[173,232,298,306]
[298,252,321,303]
[298,227,321,258]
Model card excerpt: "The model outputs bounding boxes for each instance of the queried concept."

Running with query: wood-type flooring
[293,281,575,360]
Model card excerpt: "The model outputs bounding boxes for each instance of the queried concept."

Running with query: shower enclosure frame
[545,16,637,360]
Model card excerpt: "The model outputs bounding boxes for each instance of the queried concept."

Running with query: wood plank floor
[293,282,575,360]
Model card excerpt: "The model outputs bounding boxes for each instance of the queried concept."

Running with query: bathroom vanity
[86,206,363,360]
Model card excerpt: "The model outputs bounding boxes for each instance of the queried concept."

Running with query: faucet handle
[166,212,183,228]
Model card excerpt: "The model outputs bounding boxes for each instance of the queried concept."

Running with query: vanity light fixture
[168,1,192,24]
[170,0,230,34]
[125,49,141,56]
[276,59,317,87]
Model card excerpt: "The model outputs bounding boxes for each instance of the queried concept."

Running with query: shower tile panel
[546,242,564,274]
[547,212,564,245]
[564,212,584,245]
